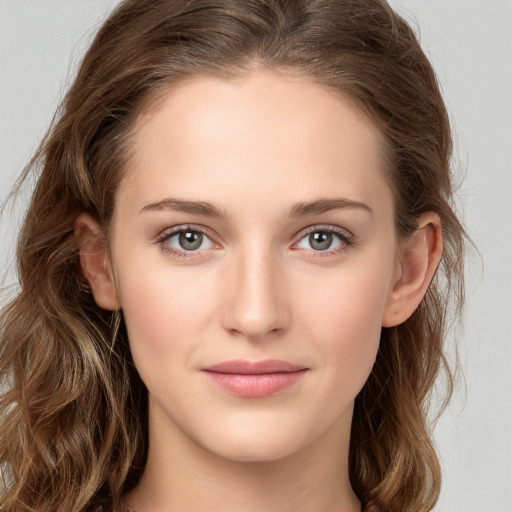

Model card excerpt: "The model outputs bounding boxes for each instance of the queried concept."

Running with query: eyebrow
[140,197,373,218]
[289,198,373,217]
[140,198,228,218]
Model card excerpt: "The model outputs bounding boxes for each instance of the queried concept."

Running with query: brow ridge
[140,198,227,218]
[140,196,373,218]
[289,198,373,217]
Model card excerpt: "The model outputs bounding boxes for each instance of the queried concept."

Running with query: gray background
[1,1,511,511]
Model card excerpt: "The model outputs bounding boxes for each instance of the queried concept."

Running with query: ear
[382,212,443,327]
[75,213,121,311]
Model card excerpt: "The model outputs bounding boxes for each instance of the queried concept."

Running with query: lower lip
[203,370,307,398]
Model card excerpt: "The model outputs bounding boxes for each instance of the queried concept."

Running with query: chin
[209,437,301,464]
[194,417,315,464]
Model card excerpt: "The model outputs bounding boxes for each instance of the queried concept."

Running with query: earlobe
[382,212,443,327]
[75,213,121,311]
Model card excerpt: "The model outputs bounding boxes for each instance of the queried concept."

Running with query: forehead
[118,70,391,218]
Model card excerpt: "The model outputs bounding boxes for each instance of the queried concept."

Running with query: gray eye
[309,232,333,251]
[178,230,203,250]
[296,230,344,252]
[162,228,215,253]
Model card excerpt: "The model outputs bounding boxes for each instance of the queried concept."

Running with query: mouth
[202,359,308,398]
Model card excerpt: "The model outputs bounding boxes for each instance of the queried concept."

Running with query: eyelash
[155,224,355,259]
[296,225,355,258]
[156,225,216,259]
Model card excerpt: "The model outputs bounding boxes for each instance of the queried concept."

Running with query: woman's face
[107,70,401,463]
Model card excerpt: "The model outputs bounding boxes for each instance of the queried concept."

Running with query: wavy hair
[0,1,465,511]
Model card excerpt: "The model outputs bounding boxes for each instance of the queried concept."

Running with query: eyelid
[297,224,354,240]
[291,224,355,256]
[155,223,355,259]
[156,224,219,258]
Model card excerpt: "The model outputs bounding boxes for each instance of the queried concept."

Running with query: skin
[77,69,442,512]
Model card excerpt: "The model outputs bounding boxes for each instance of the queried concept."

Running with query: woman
[0,1,465,511]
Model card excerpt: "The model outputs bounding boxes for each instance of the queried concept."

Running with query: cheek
[297,263,392,384]
[116,264,217,370]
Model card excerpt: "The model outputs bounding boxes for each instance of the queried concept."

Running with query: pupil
[310,232,332,251]
[179,231,202,250]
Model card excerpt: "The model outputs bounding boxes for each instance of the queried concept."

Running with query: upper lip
[203,359,307,375]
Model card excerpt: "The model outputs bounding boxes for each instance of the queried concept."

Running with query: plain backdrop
[1,1,511,511]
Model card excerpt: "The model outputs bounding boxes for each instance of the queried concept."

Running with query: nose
[221,244,290,341]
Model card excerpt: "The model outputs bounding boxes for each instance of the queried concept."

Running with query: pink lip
[202,359,308,398]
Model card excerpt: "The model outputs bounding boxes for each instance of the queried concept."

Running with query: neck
[124,406,360,512]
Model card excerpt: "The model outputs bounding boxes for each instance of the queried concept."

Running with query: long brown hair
[0,1,465,511]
